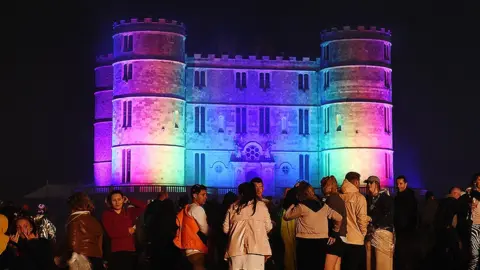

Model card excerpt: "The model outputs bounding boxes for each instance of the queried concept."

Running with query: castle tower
[320,26,393,186]
[94,54,113,185]
[111,18,186,185]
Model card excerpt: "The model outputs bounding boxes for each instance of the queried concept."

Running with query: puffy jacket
[340,180,368,245]
[223,200,272,258]
[66,211,103,258]
[174,205,208,254]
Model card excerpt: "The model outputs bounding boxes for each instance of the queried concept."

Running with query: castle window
[384,70,391,89]
[194,106,206,134]
[235,72,247,89]
[122,35,133,52]
[215,165,223,174]
[245,145,261,161]
[323,71,329,90]
[259,73,270,90]
[218,115,225,133]
[123,64,133,82]
[324,107,330,134]
[384,44,390,60]
[323,44,329,61]
[281,116,288,134]
[194,70,206,88]
[324,153,331,176]
[282,165,290,175]
[259,107,270,134]
[336,114,342,131]
[299,154,310,180]
[384,107,391,134]
[121,149,131,184]
[174,110,179,129]
[122,101,132,128]
[298,109,309,135]
[385,153,390,179]
[195,153,206,184]
[298,74,309,90]
[235,107,247,134]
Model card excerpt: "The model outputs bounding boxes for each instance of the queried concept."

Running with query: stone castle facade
[93,18,393,196]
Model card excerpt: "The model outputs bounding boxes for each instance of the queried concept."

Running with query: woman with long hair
[321,176,347,270]
[56,192,104,270]
[284,181,343,270]
[223,182,273,270]
[101,190,146,270]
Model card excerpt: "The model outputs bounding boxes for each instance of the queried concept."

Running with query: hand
[327,237,336,245]
[54,257,62,266]
[128,227,135,235]
[123,196,129,204]
[466,187,472,194]
[9,232,19,243]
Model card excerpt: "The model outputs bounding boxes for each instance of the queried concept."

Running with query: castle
[93,18,393,196]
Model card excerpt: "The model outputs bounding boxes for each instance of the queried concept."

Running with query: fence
[79,184,427,199]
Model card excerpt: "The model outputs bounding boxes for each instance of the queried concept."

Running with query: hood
[300,199,324,212]
[341,180,359,194]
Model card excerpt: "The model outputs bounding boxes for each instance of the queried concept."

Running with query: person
[279,187,298,270]
[56,192,104,270]
[467,173,480,270]
[102,190,146,270]
[433,187,462,270]
[174,184,209,270]
[284,181,343,270]
[9,216,54,269]
[144,192,179,270]
[321,176,347,270]
[339,172,368,270]
[33,204,56,242]
[364,176,394,270]
[394,175,418,270]
[223,182,273,269]
[0,214,13,269]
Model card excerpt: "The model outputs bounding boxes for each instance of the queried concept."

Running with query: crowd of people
[0,172,479,270]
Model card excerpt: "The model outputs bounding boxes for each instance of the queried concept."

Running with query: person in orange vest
[174,184,209,270]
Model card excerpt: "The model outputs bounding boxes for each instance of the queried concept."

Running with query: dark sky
[10,0,478,199]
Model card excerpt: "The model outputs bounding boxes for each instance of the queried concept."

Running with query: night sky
[10,0,478,199]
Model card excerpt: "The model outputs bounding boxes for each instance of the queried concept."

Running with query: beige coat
[283,202,342,239]
[340,180,368,245]
[223,200,273,258]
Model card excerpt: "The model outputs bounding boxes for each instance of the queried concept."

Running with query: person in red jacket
[102,190,146,270]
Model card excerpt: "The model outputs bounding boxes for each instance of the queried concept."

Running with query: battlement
[321,26,391,43]
[113,18,186,36]
[186,54,319,70]
[96,53,114,66]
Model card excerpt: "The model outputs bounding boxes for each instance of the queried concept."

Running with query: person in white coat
[223,182,273,270]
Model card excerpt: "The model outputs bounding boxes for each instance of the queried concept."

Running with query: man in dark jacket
[143,192,179,270]
[394,175,418,270]
[433,187,462,270]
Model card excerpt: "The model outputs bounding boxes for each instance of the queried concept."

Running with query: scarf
[0,214,8,255]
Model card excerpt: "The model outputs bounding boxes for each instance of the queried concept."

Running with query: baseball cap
[363,176,380,184]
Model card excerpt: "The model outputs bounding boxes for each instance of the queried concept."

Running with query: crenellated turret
[320,26,393,187]
[111,18,187,185]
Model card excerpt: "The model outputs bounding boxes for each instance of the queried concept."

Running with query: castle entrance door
[231,161,275,196]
